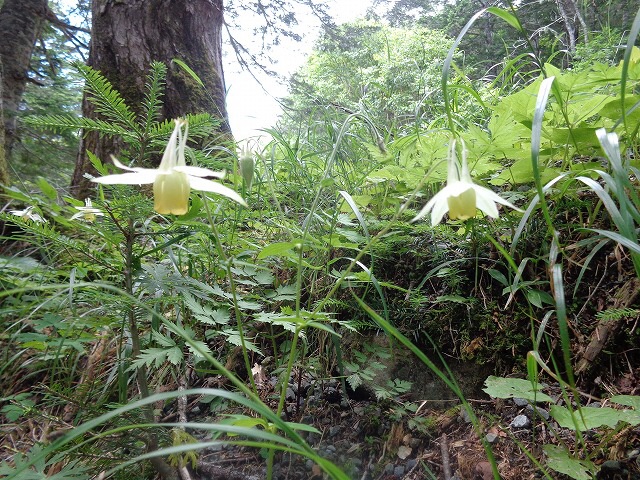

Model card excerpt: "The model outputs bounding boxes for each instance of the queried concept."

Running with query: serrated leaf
[483,376,554,402]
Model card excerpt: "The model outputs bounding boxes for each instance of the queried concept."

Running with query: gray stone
[329,426,341,437]
[406,458,418,470]
[513,397,529,407]
[393,465,406,477]
[485,432,499,444]
[510,414,531,429]
[384,463,394,475]
[526,404,550,420]
[459,407,473,424]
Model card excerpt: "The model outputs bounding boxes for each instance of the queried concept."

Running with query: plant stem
[122,218,177,480]
[202,197,257,394]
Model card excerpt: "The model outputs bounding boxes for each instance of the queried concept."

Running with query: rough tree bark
[71,0,231,198]
[0,65,6,187]
[0,0,48,175]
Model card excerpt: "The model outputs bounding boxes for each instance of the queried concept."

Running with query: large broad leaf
[610,395,640,410]
[550,405,640,431]
[543,445,594,480]
[483,376,554,402]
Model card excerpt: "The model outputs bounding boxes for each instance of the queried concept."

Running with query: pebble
[510,414,531,429]
[406,458,418,470]
[329,426,341,437]
[286,387,295,400]
[459,407,473,424]
[513,397,529,407]
[485,432,499,444]
[525,404,550,420]
[393,465,406,476]
[384,463,394,475]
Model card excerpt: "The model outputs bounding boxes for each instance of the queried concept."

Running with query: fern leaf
[24,114,134,139]
[141,62,167,135]
[75,62,140,135]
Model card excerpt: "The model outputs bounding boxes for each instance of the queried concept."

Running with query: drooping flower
[238,147,255,189]
[92,119,247,215]
[70,198,104,222]
[10,206,46,223]
[413,139,520,226]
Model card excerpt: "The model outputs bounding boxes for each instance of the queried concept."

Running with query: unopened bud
[238,148,255,189]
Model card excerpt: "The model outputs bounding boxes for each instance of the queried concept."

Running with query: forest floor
[182,360,640,480]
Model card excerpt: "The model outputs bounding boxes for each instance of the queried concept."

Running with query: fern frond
[596,307,640,322]
[23,114,136,140]
[141,62,167,135]
[75,62,140,135]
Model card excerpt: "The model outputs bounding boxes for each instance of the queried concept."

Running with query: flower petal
[474,185,521,218]
[430,195,450,226]
[176,166,225,178]
[110,156,138,172]
[189,177,247,206]
[92,171,158,185]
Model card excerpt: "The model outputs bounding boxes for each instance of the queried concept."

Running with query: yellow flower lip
[91,119,247,214]
[70,198,104,222]
[413,139,521,226]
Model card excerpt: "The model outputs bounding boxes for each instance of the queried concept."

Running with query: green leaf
[487,7,522,32]
[543,445,594,480]
[483,376,554,402]
[610,395,640,410]
[172,58,205,87]
[526,289,554,308]
[36,177,58,200]
[550,405,640,430]
[257,241,299,260]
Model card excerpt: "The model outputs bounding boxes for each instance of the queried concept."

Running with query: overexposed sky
[225,1,374,142]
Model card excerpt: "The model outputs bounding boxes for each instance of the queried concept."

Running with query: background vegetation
[1,1,640,479]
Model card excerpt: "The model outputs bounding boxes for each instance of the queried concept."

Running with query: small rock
[459,407,473,424]
[393,465,406,477]
[513,397,529,407]
[285,387,295,400]
[485,432,499,444]
[397,445,412,460]
[384,463,394,475]
[406,458,418,470]
[510,414,531,429]
[329,426,341,437]
[526,404,550,420]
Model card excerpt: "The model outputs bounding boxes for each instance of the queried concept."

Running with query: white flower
[70,198,104,222]
[413,140,520,226]
[10,206,46,223]
[92,119,247,215]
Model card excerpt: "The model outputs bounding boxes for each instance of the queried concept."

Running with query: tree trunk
[0,64,6,187]
[0,0,48,172]
[71,0,231,198]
